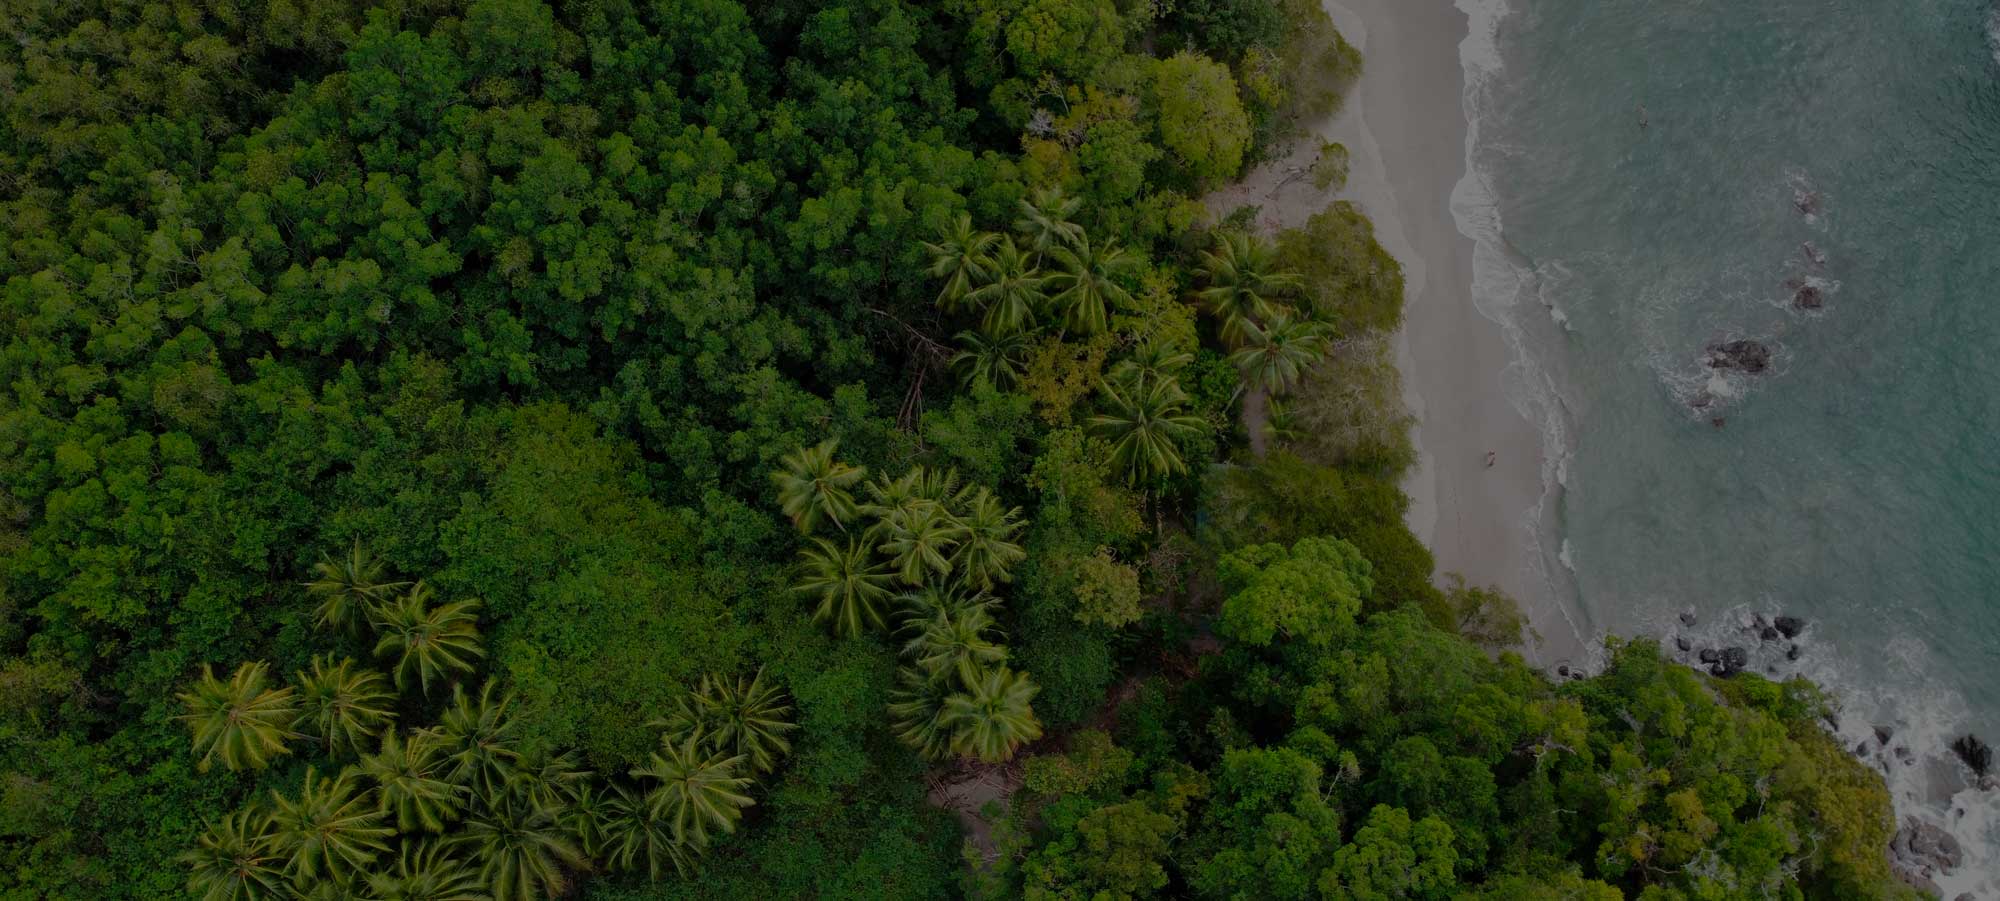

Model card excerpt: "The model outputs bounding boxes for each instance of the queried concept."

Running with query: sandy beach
[1208,0,1581,662]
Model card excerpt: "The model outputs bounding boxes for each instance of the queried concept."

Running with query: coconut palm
[177,661,300,773]
[910,465,971,512]
[1229,311,1332,397]
[857,469,929,536]
[423,681,522,801]
[372,583,484,695]
[951,328,1032,390]
[510,749,590,811]
[364,841,489,901]
[942,666,1044,763]
[562,783,611,859]
[903,604,1007,687]
[305,538,411,633]
[1107,340,1193,394]
[1086,376,1208,485]
[886,666,956,761]
[965,236,1045,337]
[1014,185,1085,253]
[267,767,395,883]
[358,730,466,834]
[294,656,396,757]
[182,808,288,901]
[950,489,1026,591]
[600,782,697,879]
[654,668,797,775]
[922,212,999,314]
[770,438,865,534]
[878,501,968,586]
[630,735,755,848]
[453,794,584,901]
[1195,230,1303,347]
[1264,396,1305,446]
[795,537,896,637]
[895,584,997,628]
[1045,236,1136,335]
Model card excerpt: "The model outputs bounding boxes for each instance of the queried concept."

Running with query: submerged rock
[1951,734,1993,777]
[1774,615,1806,638]
[1679,610,1698,627]
[1785,643,1801,661]
[1793,284,1825,310]
[1705,339,1773,374]
[1876,725,1895,745]
[1802,241,1826,265]
[1759,625,1781,641]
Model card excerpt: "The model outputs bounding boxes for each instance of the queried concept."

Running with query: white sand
[1328,0,1581,662]
[1208,0,1582,662]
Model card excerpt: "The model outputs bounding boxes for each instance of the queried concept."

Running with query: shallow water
[1457,0,2000,888]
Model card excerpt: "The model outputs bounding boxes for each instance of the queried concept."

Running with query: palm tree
[1014,185,1085,253]
[295,656,396,757]
[423,681,522,801]
[654,668,797,775]
[600,782,696,879]
[895,584,997,629]
[182,808,288,901]
[910,465,971,512]
[951,489,1026,591]
[305,538,411,633]
[1195,231,1303,347]
[951,328,1032,390]
[372,582,484,695]
[795,537,896,637]
[364,841,489,901]
[878,501,968,586]
[1044,236,1136,335]
[1107,340,1193,394]
[1229,311,1332,397]
[886,666,955,761]
[630,735,755,848]
[1264,396,1305,446]
[267,767,395,883]
[922,212,999,314]
[770,438,865,534]
[562,783,610,860]
[858,469,928,538]
[359,730,466,834]
[942,666,1044,763]
[902,604,1007,687]
[510,749,590,811]
[454,794,584,901]
[177,661,300,773]
[965,236,1045,336]
[1086,376,1207,485]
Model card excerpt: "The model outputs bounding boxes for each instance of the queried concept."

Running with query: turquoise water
[1462,0,2000,883]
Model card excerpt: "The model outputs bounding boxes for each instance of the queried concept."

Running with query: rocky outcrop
[1890,819,1962,896]
[1774,615,1806,638]
[1705,339,1772,374]
[1950,734,1992,778]
[1709,646,1749,678]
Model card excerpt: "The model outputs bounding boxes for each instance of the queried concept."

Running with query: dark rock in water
[1698,648,1720,664]
[1794,190,1821,216]
[1854,741,1870,755]
[1956,894,1976,901]
[1556,665,1570,678]
[1679,611,1698,627]
[1688,391,1713,409]
[1674,636,1692,652]
[1875,725,1895,745]
[1722,646,1749,669]
[1896,746,1914,764]
[1802,241,1826,265]
[1785,643,1801,661]
[1710,417,1727,429]
[1890,819,1963,892]
[1793,284,1824,310]
[1951,734,1992,777]
[1774,615,1806,638]
[1705,339,1773,374]
[1759,625,1781,641]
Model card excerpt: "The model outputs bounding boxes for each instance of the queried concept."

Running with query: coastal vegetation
[0,0,1912,899]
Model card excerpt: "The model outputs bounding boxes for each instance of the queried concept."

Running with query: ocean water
[1454,0,2000,889]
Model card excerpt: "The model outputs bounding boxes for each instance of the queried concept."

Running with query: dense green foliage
[0,0,1901,899]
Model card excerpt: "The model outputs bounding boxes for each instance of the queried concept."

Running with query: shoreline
[1322,0,1582,663]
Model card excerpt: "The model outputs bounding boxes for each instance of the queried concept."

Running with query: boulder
[1774,615,1806,638]
[1705,339,1773,374]
[1678,610,1698,627]
[1875,725,1895,745]
[1698,648,1720,664]
[1722,646,1749,670]
[1793,284,1825,310]
[1785,644,1801,661]
[1950,734,1992,777]
[1759,625,1781,641]
[1674,636,1692,653]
